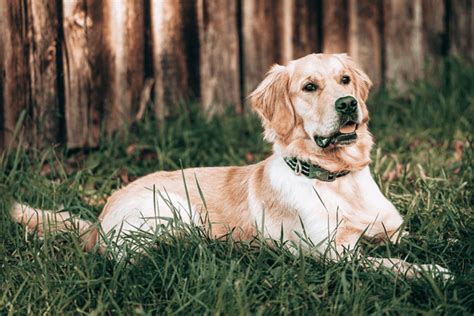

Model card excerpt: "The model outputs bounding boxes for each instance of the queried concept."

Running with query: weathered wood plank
[63,0,145,144]
[180,0,200,100]
[0,1,5,150]
[422,0,446,62]
[242,0,285,98]
[28,1,60,147]
[103,0,145,132]
[65,0,144,147]
[151,0,189,119]
[62,0,100,148]
[292,0,320,58]
[348,0,383,86]
[198,0,240,113]
[85,0,111,146]
[322,0,349,53]
[449,0,473,60]
[0,0,59,148]
[1,1,31,148]
[384,0,423,89]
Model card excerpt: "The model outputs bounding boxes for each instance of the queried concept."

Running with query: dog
[11,53,448,278]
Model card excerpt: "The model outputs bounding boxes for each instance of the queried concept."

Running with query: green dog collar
[283,157,350,182]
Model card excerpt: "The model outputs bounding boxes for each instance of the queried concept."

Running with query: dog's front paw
[410,264,453,281]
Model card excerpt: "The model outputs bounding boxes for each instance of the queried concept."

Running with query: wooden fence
[0,0,472,150]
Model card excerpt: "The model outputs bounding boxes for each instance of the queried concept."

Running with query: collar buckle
[308,165,336,182]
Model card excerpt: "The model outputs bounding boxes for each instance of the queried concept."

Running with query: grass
[1,57,473,314]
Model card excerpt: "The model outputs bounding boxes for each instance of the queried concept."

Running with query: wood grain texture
[242,0,285,98]
[181,0,200,100]
[0,1,5,150]
[28,1,60,147]
[103,0,145,132]
[384,0,423,90]
[198,0,240,113]
[449,0,473,60]
[422,0,446,61]
[292,0,320,59]
[62,0,100,148]
[1,0,30,148]
[1,0,473,150]
[348,0,382,86]
[322,0,349,53]
[0,0,59,148]
[151,0,189,120]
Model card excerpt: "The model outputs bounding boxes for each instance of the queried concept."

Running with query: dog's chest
[258,157,401,246]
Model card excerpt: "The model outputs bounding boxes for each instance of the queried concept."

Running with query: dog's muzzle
[314,96,360,148]
[314,117,359,148]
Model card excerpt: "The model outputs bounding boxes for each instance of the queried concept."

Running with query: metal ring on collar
[294,159,302,176]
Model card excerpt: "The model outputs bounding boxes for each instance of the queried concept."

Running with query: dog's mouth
[314,121,359,148]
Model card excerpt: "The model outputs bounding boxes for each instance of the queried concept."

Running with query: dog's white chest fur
[249,154,403,251]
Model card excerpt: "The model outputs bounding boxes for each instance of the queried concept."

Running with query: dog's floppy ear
[352,64,372,102]
[249,65,295,140]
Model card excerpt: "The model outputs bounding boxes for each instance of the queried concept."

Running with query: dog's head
[250,53,374,172]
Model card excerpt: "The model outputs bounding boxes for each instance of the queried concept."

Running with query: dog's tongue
[340,122,357,134]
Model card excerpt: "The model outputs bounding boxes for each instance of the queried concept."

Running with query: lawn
[1,58,473,314]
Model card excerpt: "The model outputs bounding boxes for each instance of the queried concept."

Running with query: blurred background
[0,0,472,150]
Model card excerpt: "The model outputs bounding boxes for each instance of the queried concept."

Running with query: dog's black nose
[335,96,358,114]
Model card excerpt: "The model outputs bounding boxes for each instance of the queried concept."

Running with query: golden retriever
[12,53,448,278]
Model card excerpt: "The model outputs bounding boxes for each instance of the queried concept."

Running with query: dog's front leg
[324,226,364,260]
[333,227,451,280]
[363,257,452,280]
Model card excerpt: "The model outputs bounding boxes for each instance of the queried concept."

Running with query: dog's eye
[341,75,351,85]
[303,83,317,92]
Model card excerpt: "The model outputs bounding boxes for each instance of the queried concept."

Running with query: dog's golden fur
[250,54,373,172]
[11,53,449,278]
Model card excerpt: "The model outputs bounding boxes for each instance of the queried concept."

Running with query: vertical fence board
[242,0,284,98]
[322,0,348,53]
[1,1,30,148]
[85,0,110,145]
[62,0,95,148]
[103,0,145,132]
[1,1,30,147]
[384,0,423,89]
[348,0,382,86]
[449,0,473,60]
[1,1,59,148]
[28,1,60,147]
[181,0,200,99]
[281,0,292,62]
[422,0,446,62]
[151,0,189,119]
[292,0,320,58]
[0,2,5,150]
[198,0,240,113]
